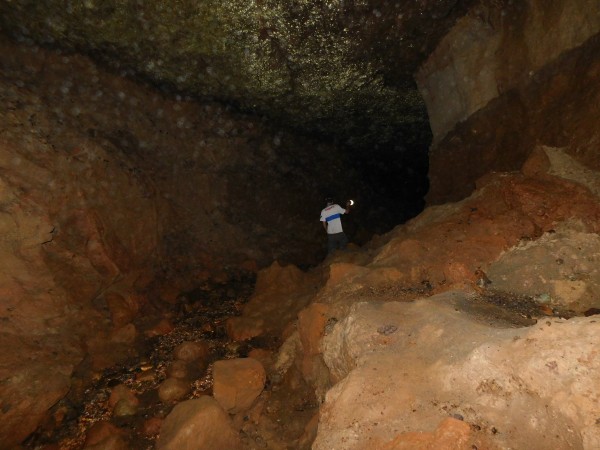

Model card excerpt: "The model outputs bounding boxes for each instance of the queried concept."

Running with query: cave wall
[1,37,361,276]
[417,0,600,203]
[0,62,159,447]
[0,36,364,446]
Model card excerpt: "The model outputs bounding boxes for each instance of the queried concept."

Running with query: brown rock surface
[108,384,139,409]
[297,303,330,382]
[213,145,600,449]
[0,333,81,448]
[420,2,600,203]
[158,378,191,404]
[0,29,372,445]
[84,421,127,449]
[361,148,600,294]
[156,397,242,450]
[173,341,209,363]
[417,0,600,145]
[381,418,477,450]
[226,261,322,341]
[0,1,598,448]
[487,226,600,312]
[213,357,266,414]
[166,360,191,380]
[105,292,141,328]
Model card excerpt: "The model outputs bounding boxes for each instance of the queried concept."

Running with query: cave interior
[1,0,600,449]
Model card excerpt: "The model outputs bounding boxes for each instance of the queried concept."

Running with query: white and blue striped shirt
[320,204,347,234]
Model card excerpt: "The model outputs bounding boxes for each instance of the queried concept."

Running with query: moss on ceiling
[0,0,474,148]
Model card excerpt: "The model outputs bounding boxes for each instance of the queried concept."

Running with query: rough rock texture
[158,378,191,404]
[0,0,474,150]
[487,226,600,313]
[305,148,600,449]
[418,0,600,203]
[156,397,243,450]
[0,41,159,445]
[226,261,322,341]
[227,146,600,449]
[316,295,598,450]
[213,357,266,414]
[0,1,598,448]
[84,421,128,449]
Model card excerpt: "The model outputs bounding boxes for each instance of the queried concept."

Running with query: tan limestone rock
[156,397,242,450]
[315,293,598,450]
[487,227,600,313]
[381,418,475,450]
[213,358,266,414]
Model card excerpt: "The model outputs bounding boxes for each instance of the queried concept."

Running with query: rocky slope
[223,146,600,450]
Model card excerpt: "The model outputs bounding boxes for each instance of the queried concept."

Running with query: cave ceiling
[0,0,475,150]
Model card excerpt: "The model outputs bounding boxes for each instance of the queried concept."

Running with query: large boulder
[156,397,242,450]
[213,358,266,414]
[315,293,600,450]
[226,262,321,341]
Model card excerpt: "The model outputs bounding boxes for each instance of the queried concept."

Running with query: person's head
[325,196,334,205]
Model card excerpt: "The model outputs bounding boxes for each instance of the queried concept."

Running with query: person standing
[320,197,352,254]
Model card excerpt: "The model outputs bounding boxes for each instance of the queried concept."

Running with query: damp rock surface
[0,0,474,150]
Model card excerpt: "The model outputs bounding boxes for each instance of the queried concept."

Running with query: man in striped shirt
[320,197,352,254]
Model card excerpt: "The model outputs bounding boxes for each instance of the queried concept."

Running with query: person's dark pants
[327,232,348,254]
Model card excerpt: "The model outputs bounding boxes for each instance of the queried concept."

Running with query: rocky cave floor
[20,276,315,450]
[20,271,592,450]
